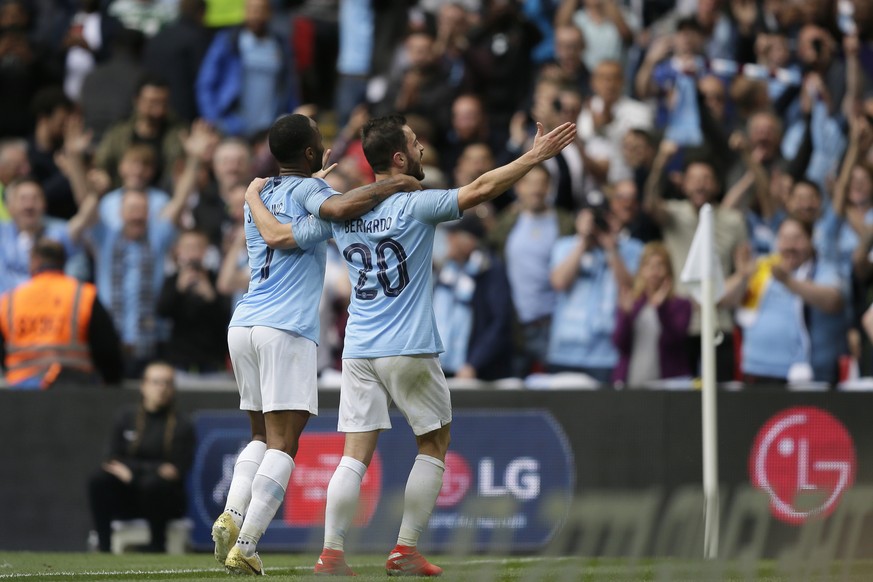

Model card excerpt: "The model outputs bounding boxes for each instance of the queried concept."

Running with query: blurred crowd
[1,0,873,388]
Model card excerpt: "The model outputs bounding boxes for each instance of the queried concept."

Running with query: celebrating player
[247,114,575,576]
[212,114,419,576]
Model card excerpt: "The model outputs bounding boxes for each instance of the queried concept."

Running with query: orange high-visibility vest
[0,272,96,388]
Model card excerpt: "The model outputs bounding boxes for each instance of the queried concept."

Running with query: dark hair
[268,113,316,166]
[30,87,72,120]
[790,178,822,199]
[362,115,408,174]
[135,72,169,96]
[627,127,658,148]
[676,16,704,35]
[31,239,66,270]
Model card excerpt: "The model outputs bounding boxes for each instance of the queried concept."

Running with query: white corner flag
[680,204,725,303]
[679,203,723,560]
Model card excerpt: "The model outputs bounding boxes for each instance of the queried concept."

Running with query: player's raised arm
[318,173,422,220]
[457,122,576,211]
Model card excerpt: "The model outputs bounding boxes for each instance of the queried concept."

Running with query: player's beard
[407,150,426,181]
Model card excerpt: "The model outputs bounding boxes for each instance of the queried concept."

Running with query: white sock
[224,440,267,527]
[235,449,294,557]
[323,456,368,551]
[397,455,445,547]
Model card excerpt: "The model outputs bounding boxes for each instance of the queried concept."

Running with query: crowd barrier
[2,386,871,559]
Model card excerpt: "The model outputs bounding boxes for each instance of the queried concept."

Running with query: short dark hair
[31,239,66,270]
[781,215,814,240]
[135,72,169,96]
[31,87,72,120]
[361,115,407,174]
[791,178,822,198]
[268,114,316,166]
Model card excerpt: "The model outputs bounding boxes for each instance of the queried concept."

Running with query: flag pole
[700,204,719,559]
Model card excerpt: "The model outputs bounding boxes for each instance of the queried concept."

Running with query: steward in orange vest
[0,240,123,388]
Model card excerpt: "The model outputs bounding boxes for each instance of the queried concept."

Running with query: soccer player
[212,114,419,576]
[247,115,575,576]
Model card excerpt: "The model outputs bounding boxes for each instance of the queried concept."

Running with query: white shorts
[339,355,452,436]
[227,326,318,414]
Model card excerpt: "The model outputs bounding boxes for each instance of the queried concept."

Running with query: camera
[592,207,611,232]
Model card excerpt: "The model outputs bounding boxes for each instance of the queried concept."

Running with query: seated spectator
[489,164,575,377]
[538,24,590,97]
[196,0,299,138]
[0,239,122,389]
[547,207,642,383]
[613,242,692,386]
[87,361,195,553]
[434,211,514,381]
[723,217,847,384]
[0,177,93,293]
[94,73,186,189]
[156,229,231,375]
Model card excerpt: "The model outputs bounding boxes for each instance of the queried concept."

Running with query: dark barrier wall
[2,389,871,553]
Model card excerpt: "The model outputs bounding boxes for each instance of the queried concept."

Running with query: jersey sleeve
[407,188,461,225]
[292,177,341,218]
[291,214,333,250]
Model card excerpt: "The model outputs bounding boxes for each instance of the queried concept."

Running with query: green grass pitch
[1,553,873,581]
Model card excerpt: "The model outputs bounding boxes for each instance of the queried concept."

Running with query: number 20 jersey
[229,176,340,343]
[331,188,461,359]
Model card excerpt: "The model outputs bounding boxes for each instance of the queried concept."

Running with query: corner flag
[679,203,722,560]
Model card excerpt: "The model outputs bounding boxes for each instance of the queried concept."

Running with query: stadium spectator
[434,211,514,381]
[722,217,848,384]
[87,123,214,378]
[191,137,252,249]
[108,0,177,38]
[142,0,210,123]
[0,177,94,294]
[196,0,300,138]
[27,87,76,219]
[371,30,455,134]
[333,0,376,128]
[156,228,231,375]
[93,73,186,190]
[613,242,692,386]
[87,361,195,553]
[547,206,642,383]
[644,140,748,381]
[0,139,31,221]
[490,164,574,377]
[580,60,653,184]
[0,238,122,389]
[607,178,661,244]
[58,0,122,103]
[80,28,146,143]
[0,0,53,138]
[439,94,498,181]
[539,24,590,96]
[555,0,635,73]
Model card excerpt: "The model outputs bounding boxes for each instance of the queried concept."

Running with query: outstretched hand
[529,122,577,163]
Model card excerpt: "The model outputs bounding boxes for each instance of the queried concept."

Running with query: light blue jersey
[331,188,461,358]
[229,175,339,342]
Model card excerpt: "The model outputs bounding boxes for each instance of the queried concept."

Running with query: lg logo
[437,454,542,508]
[749,407,856,525]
